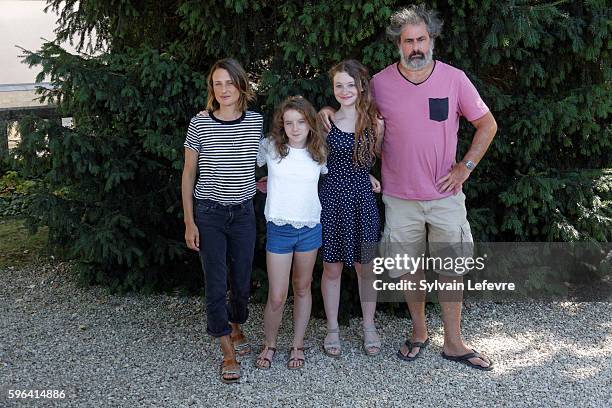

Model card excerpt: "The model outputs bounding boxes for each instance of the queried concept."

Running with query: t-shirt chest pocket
[429,97,449,122]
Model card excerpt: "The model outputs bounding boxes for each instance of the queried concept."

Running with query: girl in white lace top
[254,96,327,370]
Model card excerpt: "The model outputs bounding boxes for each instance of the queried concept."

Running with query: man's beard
[400,43,434,71]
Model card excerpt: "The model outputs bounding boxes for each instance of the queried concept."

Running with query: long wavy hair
[270,96,327,164]
[329,60,379,168]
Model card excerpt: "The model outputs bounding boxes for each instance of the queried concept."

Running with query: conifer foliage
[17,1,610,293]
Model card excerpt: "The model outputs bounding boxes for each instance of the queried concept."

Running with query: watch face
[465,160,475,170]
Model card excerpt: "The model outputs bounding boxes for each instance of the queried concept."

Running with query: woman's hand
[256,176,268,193]
[318,107,336,132]
[369,174,381,193]
[185,222,200,251]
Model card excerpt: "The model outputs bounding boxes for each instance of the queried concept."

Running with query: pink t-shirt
[371,61,489,200]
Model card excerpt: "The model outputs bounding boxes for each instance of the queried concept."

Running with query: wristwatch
[463,160,476,171]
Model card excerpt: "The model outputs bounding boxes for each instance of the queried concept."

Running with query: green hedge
[14,1,611,313]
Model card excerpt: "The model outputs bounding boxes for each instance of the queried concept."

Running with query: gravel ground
[1,262,611,407]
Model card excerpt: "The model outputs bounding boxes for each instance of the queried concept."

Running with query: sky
[0,0,84,84]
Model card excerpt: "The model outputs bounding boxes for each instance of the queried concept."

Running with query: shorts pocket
[460,220,473,243]
[379,229,391,259]
[460,220,474,258]
[429,97,449,122]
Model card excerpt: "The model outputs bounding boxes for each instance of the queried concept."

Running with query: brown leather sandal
[287,347,305,370]
[230,331,251,356]
[254,346,276,370]
[219,356,241,384]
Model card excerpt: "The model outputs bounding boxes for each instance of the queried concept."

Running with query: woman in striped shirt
[182,58,263,384]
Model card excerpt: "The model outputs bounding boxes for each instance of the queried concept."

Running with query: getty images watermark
[359,242,612,302]
[370,254,516,292]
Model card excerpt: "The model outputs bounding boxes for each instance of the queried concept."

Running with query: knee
[268,294,287,312]
[292,281,312,298]
[355,264,374,280]
[323,265,342,281]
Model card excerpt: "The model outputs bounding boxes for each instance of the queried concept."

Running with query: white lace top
[257,138,327,228]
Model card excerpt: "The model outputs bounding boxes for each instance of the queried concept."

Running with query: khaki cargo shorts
[380,192,474,278]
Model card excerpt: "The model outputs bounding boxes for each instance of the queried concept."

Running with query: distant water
[0,1,84,84]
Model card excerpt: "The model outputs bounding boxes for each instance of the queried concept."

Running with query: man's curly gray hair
[386,4,443,44]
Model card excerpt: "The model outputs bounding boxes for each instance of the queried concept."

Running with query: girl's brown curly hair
[269,96,327,164]
[329,59,379,168]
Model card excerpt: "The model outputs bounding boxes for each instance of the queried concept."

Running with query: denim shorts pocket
[429,97,449,122]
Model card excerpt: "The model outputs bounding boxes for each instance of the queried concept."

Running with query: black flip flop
[397,338,430,361]
[441,349,494,371]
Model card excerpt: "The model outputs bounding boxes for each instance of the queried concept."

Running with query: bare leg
[399,269,429,358]
[321,261,343,355]
[230,322,241,337]
[438,274,491,368]
[355,262,380,354]
[255,251,292,368]
[229,322,250,356]
[288,249,317,368]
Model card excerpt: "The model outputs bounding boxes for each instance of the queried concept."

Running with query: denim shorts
[266,222,322,254]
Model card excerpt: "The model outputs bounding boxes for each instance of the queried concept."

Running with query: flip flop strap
[456,352,478,360]
[405,339,429,349]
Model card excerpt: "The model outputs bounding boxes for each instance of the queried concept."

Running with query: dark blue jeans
[195,198,256,337]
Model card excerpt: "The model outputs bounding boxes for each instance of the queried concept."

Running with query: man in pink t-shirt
[321,5,497,370]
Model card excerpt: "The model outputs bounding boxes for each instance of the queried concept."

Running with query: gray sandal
[323,327,341,357]
[363,324,382,356]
